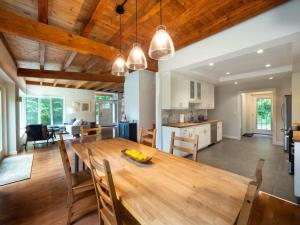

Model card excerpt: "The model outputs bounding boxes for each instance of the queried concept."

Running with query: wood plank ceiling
[0,0,288,93]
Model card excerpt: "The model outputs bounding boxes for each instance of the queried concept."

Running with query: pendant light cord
[160,0,162,25]
[135,0,138,43]
[119,14,122,53]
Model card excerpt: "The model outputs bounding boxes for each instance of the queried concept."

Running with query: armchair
[25,124,54,151]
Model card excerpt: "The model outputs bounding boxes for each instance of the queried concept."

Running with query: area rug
[0,154,33,186]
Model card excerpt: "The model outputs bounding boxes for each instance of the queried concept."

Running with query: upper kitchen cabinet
[199,82,215,109]
[161,72,190,109]
[161,72,214,110]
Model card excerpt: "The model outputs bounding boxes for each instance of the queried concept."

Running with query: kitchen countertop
[163,119,220,128]
[293,131,300,142]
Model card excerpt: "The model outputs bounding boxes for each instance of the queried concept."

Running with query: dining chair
[58,135,97,225]
[169,131,199,161]
[140,127,156,148]
[254,159,265,188]
[80,126,102,170]
[88,149,139,225]
[236,181,259,225]
[80,126,102,143]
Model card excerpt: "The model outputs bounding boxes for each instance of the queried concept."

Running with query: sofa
[64,118,93,137]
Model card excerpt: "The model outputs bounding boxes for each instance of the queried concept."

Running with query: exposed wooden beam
[18,68,125,83]
[75,81,89,89]
[0,8,120,64]
[62,52,77,71]
[62,0,109,71]
[0,32,17,67]
[26,80,74,88]
[53,80,57,87]
[82,57,99,72]
[38,0,48,70]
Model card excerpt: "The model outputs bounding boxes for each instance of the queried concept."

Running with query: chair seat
[71,170,94,193]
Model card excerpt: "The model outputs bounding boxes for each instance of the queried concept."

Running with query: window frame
[25,95,65,125]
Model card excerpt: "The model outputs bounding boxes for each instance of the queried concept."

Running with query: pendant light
[126,0,147,70]
[112,4,127,76]
[148,0,174,60]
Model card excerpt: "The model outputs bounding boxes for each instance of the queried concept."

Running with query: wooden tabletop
[72,138,251,225]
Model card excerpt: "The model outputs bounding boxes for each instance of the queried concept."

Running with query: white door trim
[238,88,277,145]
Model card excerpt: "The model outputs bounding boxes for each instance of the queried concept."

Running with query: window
[256,98,272,130]
[26,96,64,125]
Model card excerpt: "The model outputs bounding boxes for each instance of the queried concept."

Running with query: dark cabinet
[118,122,137,142]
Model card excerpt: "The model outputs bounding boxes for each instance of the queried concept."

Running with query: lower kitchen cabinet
[217,122,222,142]
[162,124,212,154]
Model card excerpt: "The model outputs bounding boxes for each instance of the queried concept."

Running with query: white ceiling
[174,42,294,84]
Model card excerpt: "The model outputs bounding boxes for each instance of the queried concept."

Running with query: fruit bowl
[121,149,152,164]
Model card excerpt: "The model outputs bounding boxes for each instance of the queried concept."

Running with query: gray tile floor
[196,135,296,203]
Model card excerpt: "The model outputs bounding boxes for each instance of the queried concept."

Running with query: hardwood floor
[0,140,299,225]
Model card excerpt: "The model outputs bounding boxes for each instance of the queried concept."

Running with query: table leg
[75,153,79,172]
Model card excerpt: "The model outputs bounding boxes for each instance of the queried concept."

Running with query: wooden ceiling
[0,0,288,93]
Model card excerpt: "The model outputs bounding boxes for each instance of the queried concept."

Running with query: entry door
[256,97,272,134]
[97,100,118,126]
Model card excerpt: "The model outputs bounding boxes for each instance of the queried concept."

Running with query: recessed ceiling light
[234,81,238,85]
[257,49,264,54]
[209,62,214,66]
[226,72,230,75]
[269,77,274,80]
[265,64,271,68]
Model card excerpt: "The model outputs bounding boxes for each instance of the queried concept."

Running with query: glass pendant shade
[112,54,127,76]
[126,43,147,70]
[149,25,174,60]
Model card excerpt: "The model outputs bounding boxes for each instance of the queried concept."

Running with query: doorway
[95,100,118,126]
[239,90,276,144]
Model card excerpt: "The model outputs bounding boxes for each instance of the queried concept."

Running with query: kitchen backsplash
[162,109,207,124]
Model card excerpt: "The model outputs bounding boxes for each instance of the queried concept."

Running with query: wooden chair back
[88,149,122,225]
[255,159,265,188]
[80,126,102,143]
[169,131,199,161]
[236,181,259,225]
[58,134,72,191]
[140,127,156,148]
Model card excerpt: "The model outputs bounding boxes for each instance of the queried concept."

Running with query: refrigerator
[281,95,292,151]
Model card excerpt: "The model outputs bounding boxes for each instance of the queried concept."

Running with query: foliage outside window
[256,98,272,131]
[26,97,64,125]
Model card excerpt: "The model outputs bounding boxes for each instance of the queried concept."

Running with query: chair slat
[169,131,199,161]
[140,127,156,148]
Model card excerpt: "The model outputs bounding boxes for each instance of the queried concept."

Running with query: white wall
[124,71,156,141]
[292,73,300,124]
[26,85,96,123]
[139,71,156,130]
[208,77,291,144]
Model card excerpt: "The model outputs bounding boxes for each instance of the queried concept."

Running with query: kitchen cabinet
[217,121,222,142]
[162,124,211,154]
[161,72,214,110]
[161,72,189,109]
[196,124,211,149]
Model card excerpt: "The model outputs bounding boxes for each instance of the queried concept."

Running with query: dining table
[71,138,251,225]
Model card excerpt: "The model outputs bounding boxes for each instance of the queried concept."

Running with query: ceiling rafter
[38,0,48,70]
[0,32,17,67]
[17,68,125,83]
[62,0,109,71]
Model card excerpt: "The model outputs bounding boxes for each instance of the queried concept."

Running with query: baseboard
[223,135,240,140]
